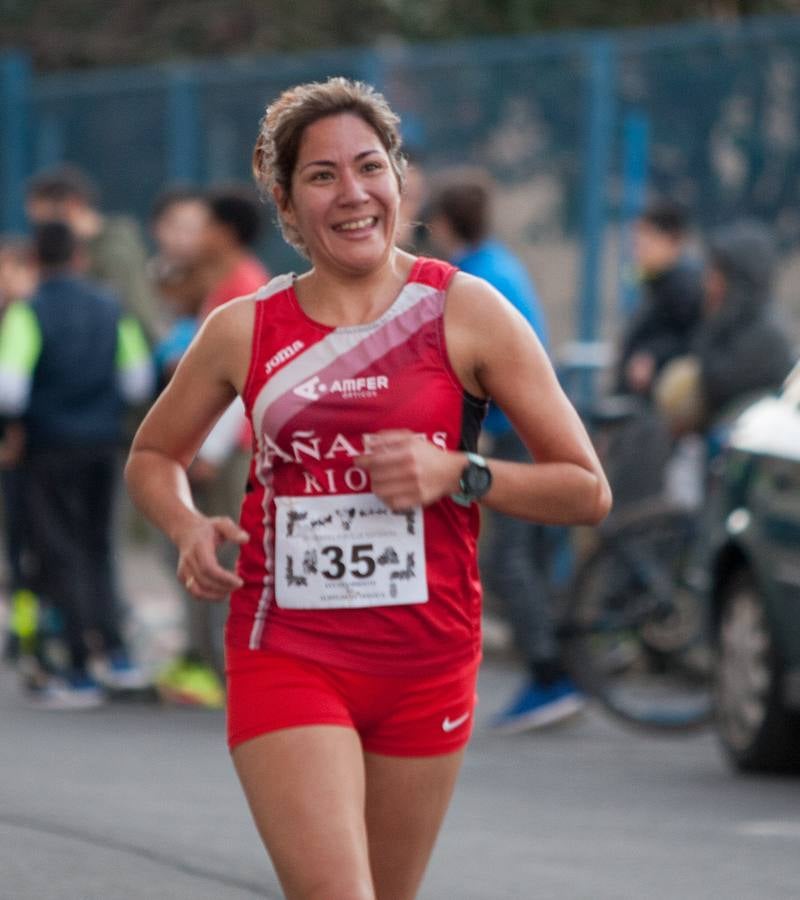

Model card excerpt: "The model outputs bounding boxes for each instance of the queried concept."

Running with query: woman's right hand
[175,514,249,601]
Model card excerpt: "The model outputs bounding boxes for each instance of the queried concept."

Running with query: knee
[303,878,375,900]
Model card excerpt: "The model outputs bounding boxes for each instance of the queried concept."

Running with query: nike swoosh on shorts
[442,712,470,732]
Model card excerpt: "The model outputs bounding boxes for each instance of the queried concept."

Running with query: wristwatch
[451,452,492,507]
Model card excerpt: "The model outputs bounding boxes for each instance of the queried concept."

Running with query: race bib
[274,493,428,609]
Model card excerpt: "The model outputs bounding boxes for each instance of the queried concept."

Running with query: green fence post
[0,51,32,233]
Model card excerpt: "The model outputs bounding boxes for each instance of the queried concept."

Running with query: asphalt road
[1,545,799,899]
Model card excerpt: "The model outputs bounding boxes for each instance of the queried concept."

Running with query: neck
[296,248,415,327]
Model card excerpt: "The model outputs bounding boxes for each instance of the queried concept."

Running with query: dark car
[709,364,800,771]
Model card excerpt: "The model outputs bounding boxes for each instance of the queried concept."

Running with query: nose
[337,167,369,205]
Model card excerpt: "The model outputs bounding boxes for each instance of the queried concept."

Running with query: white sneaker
[28,675,106,710]
[91,651,151,691]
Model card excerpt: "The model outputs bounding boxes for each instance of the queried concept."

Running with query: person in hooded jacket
[658,220,794,432]
[654,219,794,508]
[694,219,794,426]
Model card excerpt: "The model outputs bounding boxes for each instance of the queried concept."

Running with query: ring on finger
[186,575,196,591]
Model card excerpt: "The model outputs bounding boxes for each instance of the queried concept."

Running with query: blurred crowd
[0,159,795,723]
[0,165,269,709]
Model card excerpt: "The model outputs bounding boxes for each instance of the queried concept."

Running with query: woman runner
[125,77,611,900]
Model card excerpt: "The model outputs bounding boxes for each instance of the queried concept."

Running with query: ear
[273,184,293,220]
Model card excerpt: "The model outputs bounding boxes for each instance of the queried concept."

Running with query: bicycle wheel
[561,504,712,731]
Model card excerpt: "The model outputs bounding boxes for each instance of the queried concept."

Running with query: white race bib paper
[274,493,428,609]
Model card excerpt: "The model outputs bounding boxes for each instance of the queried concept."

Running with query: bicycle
[555,390,714,732]
[559,498,713,731]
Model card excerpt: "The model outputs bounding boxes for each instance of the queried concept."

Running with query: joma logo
[265,340,304,375]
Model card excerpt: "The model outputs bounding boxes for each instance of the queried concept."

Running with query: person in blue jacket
[427,171,583,732]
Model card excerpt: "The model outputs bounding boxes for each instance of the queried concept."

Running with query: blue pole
[619,110,649,317]
[34,112,66,172]
[578,37,615,343]
[0,51,32,233]
[166,67,200,184]
[359,48,386,93]
[574,37,615,409]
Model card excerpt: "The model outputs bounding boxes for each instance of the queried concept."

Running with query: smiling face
[275,113,401,276]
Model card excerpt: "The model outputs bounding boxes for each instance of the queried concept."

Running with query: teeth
[336,217,375,231]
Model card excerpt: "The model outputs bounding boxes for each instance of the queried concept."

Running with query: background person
[197,184,270,321]
[0,237,38,583]
[125,78,610,900]
[146,186,229,706]
[191,184,269,499]
[145,185,264,706]
[25,164,159,343]
[0,236,38,665]
[0,222,154,708]
[148,186,211,388]
[615,199,704,399]
[656,219,795,445]
[395,149,428,251]
[426,170,582,732]
[155,185,271,705]
[146,185,272,705]
[600,201,706,509]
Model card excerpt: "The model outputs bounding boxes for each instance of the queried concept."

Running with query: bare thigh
[364,749,466,900]
[232,725,375,900]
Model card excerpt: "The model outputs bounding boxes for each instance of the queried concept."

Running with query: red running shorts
[225,646,480,756]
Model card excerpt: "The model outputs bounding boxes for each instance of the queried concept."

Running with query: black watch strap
[451,452,492,507]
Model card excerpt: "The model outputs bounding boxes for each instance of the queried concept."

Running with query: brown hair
[26,164,99,207]
[427,169,493,246]
[252,77,407,255]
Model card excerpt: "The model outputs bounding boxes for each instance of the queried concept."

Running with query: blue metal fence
[4,14,800,346]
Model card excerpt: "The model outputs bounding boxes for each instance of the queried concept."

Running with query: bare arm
[461,275,611,524]
[124,299,254,598]
[360,273,611,526]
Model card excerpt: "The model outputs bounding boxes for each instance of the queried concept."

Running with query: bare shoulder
[445,271,516,327]
[190,294,257,393]
[444,271,546,396]
[202,293,257,344]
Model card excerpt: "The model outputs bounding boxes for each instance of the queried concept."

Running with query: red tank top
[226,257,487,676]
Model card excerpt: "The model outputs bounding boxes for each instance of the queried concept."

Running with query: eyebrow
[299,149,382,173]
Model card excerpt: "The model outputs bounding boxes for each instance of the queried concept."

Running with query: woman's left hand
[356,429,463,511]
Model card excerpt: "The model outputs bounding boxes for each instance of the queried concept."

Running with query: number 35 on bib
[273,494,428,609]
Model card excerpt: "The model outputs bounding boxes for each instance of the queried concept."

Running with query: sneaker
[27,672,106,711]
[5,589,40,659]
[155,658,225,709]
[489,678,585,734]
[93,649,151,691]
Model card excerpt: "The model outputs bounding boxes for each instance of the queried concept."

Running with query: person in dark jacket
[695,220,794,425]
[616,201,704,397]
[655,219,795,508]
[0,222,154,708]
